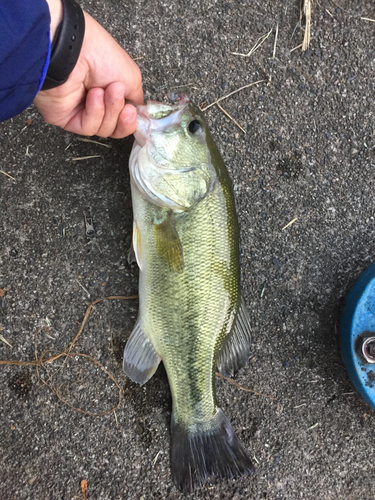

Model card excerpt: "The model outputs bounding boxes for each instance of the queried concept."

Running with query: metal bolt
[361,336,375,363]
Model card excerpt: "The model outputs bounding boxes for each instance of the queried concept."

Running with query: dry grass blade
[216,372,276,400]
[0,295,138,416]
[77,138,113,148]
[273,23,279,58]
[361,17,375,22]
[216,103,245,133]
[302,0,312,51]
[0,335,13,348]
[201,79,266,112]
[71,155,102,161]
[0,170,15,181]
[232,27,273,57]
[282,217,298,230]
[290,43,303,53]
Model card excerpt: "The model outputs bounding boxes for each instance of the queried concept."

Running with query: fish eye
[188,120,202,135]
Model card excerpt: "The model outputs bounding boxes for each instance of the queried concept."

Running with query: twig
[231,28,273,57]
[216,103,246,133]
[361,17,375,22]
[201,80,266,111]
[77,138,113,149]
[0,170,15,181]
[216,372,276,400]
[273,23,279,58]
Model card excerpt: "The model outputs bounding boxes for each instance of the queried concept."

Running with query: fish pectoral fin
[132,220,143,270]
[216,296,252,377]
[123,320,161,385]
[153,215,184,273]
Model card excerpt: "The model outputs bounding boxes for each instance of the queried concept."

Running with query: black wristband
[42,0,85,90]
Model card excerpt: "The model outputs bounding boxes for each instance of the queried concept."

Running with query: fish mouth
[134,100,189,147]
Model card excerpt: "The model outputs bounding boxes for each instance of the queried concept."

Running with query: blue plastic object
[340,262,375,410]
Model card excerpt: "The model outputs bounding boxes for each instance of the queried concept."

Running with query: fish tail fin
[170,408,256,493]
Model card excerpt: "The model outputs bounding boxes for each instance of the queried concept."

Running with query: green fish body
[123,96,254,492]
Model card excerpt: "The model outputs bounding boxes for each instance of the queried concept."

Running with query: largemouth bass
[123,95,255,492]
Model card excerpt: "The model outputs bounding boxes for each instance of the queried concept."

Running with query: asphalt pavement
[1,0,375,498]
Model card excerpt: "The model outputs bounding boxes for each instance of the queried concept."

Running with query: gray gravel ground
[1,0,375,498]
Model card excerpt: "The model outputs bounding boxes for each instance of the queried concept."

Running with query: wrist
[42,0,85,90]
[45,0,64,41]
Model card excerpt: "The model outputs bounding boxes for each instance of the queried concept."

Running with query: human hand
[34,9,143,138]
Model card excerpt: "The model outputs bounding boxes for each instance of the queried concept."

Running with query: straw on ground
[302,0,312,51]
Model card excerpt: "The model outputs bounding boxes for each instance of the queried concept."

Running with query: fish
[123,94,255,493]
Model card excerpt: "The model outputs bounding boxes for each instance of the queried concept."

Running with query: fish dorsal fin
[131,220,143,270]
[123,320,161,385]
[216,296,252,377]
[153,214,184,273]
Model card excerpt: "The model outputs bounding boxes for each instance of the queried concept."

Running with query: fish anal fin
[153,215,184,273]
[171,408,256,493]
[216,296,252,377]
[123,320,161,385]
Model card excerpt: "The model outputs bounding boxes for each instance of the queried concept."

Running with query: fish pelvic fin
[123,320,161,385]
[170,408,256,493]
[216,295,252,377]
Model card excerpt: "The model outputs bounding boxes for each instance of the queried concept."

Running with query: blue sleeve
[0,0,51,121]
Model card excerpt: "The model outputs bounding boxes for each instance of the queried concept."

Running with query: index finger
[124,63,144,105]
